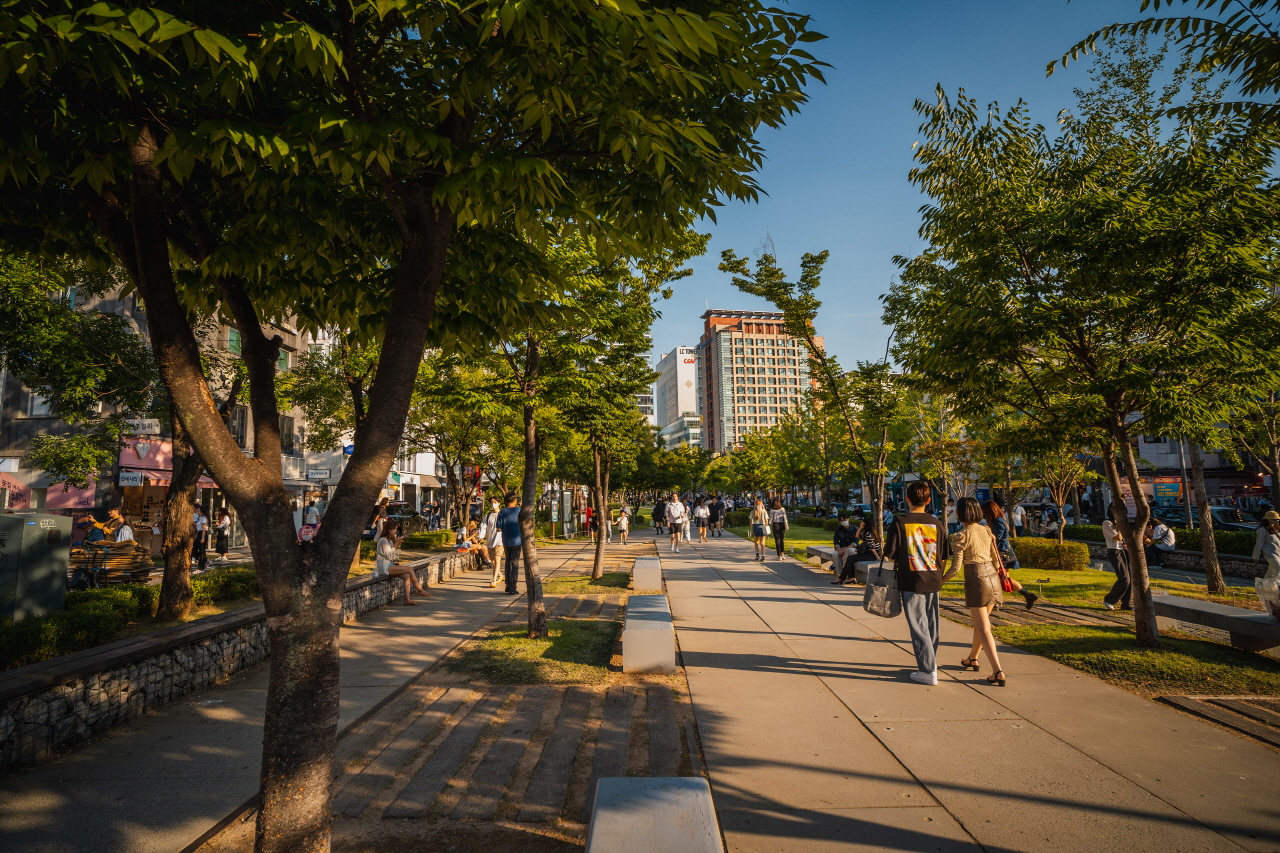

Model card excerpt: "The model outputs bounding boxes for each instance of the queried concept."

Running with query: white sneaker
[909,671,938,686]
[1103,602,1116,611]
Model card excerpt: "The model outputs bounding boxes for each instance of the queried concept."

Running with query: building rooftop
[700,309,786,321]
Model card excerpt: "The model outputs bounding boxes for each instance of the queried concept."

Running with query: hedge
[1010,538,1091,571]
[0,568,261,672]
[401,530,453,550]
[1059,524,1256,557]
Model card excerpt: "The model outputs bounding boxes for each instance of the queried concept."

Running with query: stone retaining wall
[1071,539,1262,580]
[0,550,478,769]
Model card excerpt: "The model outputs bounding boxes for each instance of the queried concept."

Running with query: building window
[26,391,53,417]
[229,405,248,448]
[227,328,242,354]
[278,349,291,371]
[279,415,297,455]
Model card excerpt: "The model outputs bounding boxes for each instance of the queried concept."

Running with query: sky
[648,0,1149,366]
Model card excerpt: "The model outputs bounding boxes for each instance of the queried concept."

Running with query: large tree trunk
[519,337,547,639]
[155,411,203,621]
[1105,438,1159,646]
[1189,440,1226,594]
[1003,461,1016,537]
[591,443,606,580]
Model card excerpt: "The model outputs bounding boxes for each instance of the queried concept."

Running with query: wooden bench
[1154,594,1280,651]
[622,594,676,673]
[585,777,723,853]
[632,556,663,591]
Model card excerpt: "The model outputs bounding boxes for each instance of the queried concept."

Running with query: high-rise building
[636,336,656,426]
[654,346,699,433]
[696,309,820,452]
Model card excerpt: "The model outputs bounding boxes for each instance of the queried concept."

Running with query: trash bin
[0,513,72,621]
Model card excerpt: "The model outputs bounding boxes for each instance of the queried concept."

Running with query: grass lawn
[446,619,620,684]
[941,568,1262,612]
[994,623,1280,697]
[541,571,632,596]
[725,524,832,561]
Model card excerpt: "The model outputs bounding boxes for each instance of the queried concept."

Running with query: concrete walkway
[664,531,1280,853]
[0,544,595,853]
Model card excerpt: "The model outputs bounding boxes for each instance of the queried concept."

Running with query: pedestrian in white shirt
[665,493,687,554]
[1144,520,1176,568]
[1011,504,1026,537]
[694,498,710,543]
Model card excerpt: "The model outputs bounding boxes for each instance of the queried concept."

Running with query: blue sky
[649,0,1148,365]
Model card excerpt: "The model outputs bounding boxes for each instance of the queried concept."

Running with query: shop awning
[124,470,217,489]
[418,475,442,488]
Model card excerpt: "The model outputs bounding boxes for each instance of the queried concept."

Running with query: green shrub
[359,539,376,560]
[792,516,827,529]
[0,607,130,671]
[726,511,750,527]
[190,568,259,605]
[1011,538,1091,571]
[1065,524,1105,543]
[65,587,141,621]
[1063,525,1255,556]
[120,583,161,617]
[401,530,452,549]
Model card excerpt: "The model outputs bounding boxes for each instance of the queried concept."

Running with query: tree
[0,5,827,849]
[1056,0,1280,126]
[885,39,1280,647]
[720,249,910,542]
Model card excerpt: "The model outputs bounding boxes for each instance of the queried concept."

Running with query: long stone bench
[622,594,675,673]
[805,546,890,584]
[585,777,722,853]
[1154,594,1280,651]
[632,556,663,591]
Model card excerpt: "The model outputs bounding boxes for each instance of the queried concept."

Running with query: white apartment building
[654,346,700,435]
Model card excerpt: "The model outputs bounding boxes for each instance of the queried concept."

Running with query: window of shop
[279,415,296,455]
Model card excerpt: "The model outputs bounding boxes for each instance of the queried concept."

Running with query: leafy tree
[0,4,826,847]
[1055,0,1280,125]
[720,249,910,541]
[884,39,1280,646]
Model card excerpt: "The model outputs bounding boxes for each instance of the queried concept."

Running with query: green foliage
[1011,538,1092,571]
[401,530,452,550]
[1066,524,1106,543]
[64,587,143,621]
[189,568,259,605]
[0,254,157,487]
[1064,523,1256,556]
[1055,1,1280,127]
[0,608,126,671]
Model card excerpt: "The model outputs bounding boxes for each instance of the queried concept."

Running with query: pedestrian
[483,495,504,588]
[1011,503,1026,538]
[768,497,789,559]
[1102,502,1132,611]
[707,495,722,538]
[831,512,857,584]
[498,492,524,595]
[682,497,693,543]
[981,500,1037,609]
[749,499,769,561]
[214,508,232,564]
[618,506,630,545]
[654,497,667,535]
[665,492,687,554]
[1254,511,1280,578]
[192,503,209,573]
[370,497,390,540]
[1145,518,1176,568]
[694,498,710,543]
[945,497,959,535]
[882,480,949,686]
[303,500,320,526]
[949,497,1007,687]
[586,505,595,537]
[380,520,431,604]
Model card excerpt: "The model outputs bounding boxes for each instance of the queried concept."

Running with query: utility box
[0,513,72,621]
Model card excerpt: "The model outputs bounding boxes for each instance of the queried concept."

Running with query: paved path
[662,530,1280,853]
[0,542,602,853]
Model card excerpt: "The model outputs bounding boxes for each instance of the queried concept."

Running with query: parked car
[1149,504,1259,532]
[362,501,427,538]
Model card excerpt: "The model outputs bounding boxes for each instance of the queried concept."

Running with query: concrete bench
[806,545,837,570]
[1154,594,1280,651]
[804,547,888,584]
[622,594,675,673]
[632,556,663,591]
[585,777,723,853]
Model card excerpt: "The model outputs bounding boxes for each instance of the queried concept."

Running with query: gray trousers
[901,590,940,674]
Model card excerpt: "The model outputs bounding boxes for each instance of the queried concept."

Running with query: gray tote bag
[862,561,902,618]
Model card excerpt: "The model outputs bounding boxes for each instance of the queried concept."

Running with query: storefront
[118,437,225,554]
